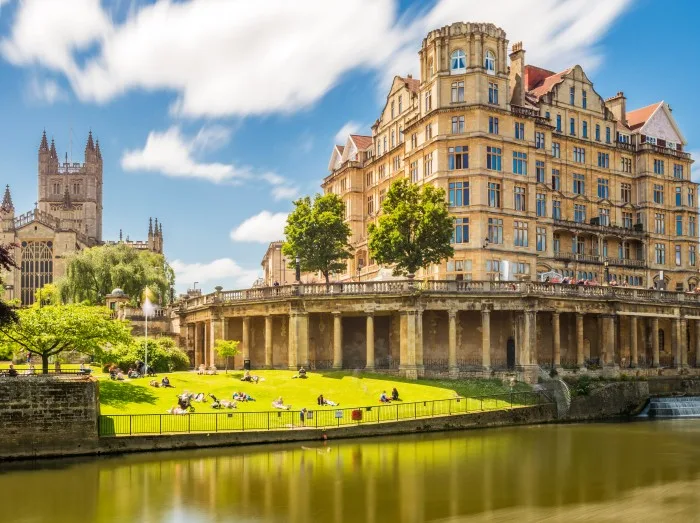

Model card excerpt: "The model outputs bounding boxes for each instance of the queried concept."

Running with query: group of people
[196,364,218,375]
[150,376,174,388]
[380,388,400,403]
[241,370,263,383]
[233,391,254,402]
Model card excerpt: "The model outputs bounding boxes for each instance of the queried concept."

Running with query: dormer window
[484,50,495,74]
[450,50,466,74]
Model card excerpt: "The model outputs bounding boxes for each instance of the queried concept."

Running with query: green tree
[283,193,352,284]
[214,339,240,373]
[0,304,132,373]
[35,283,61,306]
[60,244,175,306]
[368,178,454,278]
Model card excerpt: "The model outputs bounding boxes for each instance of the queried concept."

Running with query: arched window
[21,241,53,306]
[484,50,495,73]
[450,50,466,74]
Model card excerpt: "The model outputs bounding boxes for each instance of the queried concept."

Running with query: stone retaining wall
[0,376,100,459]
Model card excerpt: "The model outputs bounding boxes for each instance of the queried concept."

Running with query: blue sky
[0,0,697,293]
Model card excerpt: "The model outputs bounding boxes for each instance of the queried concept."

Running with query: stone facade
[321,21,697,291]
[178,281,700,381]
[0,132,164,305]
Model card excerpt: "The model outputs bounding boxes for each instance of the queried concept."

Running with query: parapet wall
[0,377,100,459]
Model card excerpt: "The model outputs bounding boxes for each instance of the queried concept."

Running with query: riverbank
[1,376,696,461]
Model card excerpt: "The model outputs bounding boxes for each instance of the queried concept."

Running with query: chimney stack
[509,42,526,106]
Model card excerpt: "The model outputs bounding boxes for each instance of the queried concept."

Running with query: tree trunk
[41,353,49,375]
[324,272,330,285]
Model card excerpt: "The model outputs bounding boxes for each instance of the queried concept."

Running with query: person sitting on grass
[379,391,391,403]
[149,379,160,388]
[391,388,400,401]
[197,364,206,375]
[127,367,139,379]
[292,366,307,379]
[272,397,289,410]
[241,369,253,382]
[7,363,17,377]
[194,392,206,402]
[234,391,254,402]
[317,394,339,407]
[161,376,174,388]
[207,365,218,375]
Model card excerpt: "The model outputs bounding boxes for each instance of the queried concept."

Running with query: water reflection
[2,421,699,522]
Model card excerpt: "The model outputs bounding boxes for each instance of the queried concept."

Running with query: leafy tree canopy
[60,243,175,306]
[368,178,454,277]
[0,303,133,373]
[214,339,240,372]
[282,193,352,284]
[0,243,17,327]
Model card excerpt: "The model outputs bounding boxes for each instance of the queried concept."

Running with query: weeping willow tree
[59,244,175,306]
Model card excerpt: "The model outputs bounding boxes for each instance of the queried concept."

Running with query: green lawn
[95,369,530,415]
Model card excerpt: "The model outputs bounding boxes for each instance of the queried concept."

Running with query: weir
[639,396,700,418]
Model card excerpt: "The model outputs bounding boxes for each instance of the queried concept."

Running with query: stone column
[603,315,615,366]
[696,320,700,367]
[288,313,298,370]
[651,317,660,367]
[576,313,584,367]
[193,323,201,367]
[415,309,424,375]
[522,310,537,367]
[333,312,343,369]
[481,309,491,370]
[448,310,458,375]
[680,318,688,368]
[242,316,251,364]
[365,313,375,370]
[264,316,273,369]
[629,316,638,368]
[399,311,418,379]
[552,312,561,368]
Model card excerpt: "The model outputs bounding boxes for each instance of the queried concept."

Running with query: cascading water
[639,396,700,418]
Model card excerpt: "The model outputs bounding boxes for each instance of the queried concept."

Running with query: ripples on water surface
[1,421,699,522]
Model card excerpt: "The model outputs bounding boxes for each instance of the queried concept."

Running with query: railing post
[414,402,417,419]
[215,413,218,433]
[242,413,245,431]
[268,411,270,431]
[160,414,163,434]
[188,414,191,433]
[396,403,398,421]
[130,415,132,436]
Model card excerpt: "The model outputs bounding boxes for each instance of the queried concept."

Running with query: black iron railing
[98,391,552,437]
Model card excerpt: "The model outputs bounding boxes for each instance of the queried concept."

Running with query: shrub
[101,337,189,372]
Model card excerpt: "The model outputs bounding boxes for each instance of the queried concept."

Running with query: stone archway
[506,337,515,370]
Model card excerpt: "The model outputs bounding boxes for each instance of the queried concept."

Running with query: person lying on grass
[233,391,254,402]
[241,370,261,383]
[317,394,339,407]
[291,367,307,379]
[272,396,291,410]
[209,394,237,409]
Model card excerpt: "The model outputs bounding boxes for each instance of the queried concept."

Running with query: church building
[0,131,164,305]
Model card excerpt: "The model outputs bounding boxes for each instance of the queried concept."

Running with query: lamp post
[357,262,364,282]
[295,255,301,283]
[142,296,155,376]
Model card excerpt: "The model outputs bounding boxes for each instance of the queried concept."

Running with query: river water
[2,421,699,522]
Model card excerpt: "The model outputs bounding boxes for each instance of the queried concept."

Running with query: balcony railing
[511,105,550,126]
[180,280,700,310]
[553,218,646,238]
[637,142,691,160]
[553,252,645,268]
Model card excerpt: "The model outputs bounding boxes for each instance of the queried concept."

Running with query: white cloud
[1,0,632,118]
[230,211,288,244]
[121,126,247,183]
[334,121,363,144]
[27,76,67,104]
[0,0,397,118]
[171,258,259,292]
[271,186,300,202]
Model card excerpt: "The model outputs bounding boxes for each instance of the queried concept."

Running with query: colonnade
[184,309,700,375]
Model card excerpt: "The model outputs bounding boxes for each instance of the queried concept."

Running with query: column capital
[332,311,342,317]
[448,309,457,319]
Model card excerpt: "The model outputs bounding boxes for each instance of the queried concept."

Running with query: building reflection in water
[0,422,699,522]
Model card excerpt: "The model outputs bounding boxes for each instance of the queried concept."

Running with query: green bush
[101,337,190,372]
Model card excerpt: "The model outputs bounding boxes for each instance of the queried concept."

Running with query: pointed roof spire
[86,130,94,150]
[40,130,48,152]
[62,185,72,209]
[2,185,14,213]
[50,138,57,159]
[148,217,153,235]
[119,228,123,242]
[95,138,101,159]
[159,222,163,236]
[154,218,159,231]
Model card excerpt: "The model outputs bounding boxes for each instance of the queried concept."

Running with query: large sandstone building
[0,131,164,305]
[322,23,697,291]
[184,22,700,381]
